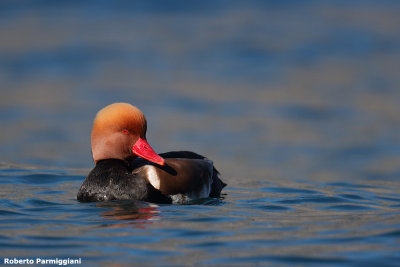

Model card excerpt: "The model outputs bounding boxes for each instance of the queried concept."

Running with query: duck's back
[130,151,226,201]
[158,151,226,197]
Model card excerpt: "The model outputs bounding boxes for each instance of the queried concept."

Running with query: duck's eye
[122,129,128,134]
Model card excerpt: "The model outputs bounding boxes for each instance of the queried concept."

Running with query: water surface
[0,164,399,266]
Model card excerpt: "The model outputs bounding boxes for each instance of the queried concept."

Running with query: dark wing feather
[160,151,226,196]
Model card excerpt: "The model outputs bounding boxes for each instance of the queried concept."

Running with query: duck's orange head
[91,103,165,165]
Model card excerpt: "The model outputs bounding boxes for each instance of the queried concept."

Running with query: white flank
[144,165,160,190]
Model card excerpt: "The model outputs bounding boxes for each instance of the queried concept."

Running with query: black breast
[77,159,171,203]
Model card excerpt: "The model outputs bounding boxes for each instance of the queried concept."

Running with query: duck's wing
[159,151,226,196]
[133,158,212,199]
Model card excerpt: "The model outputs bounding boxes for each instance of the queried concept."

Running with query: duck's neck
[95,158,129,169]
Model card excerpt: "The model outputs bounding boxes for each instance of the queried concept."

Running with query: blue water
[1,165,399,266]
[1,0,400,266]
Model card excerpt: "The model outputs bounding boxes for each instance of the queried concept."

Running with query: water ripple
[0,167,399,266]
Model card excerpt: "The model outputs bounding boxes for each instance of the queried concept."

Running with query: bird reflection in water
[96,200,160,228]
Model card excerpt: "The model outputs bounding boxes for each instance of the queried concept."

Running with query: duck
[77,103,226,204]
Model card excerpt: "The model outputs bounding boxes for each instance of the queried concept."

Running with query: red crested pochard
[77,103,226,204]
